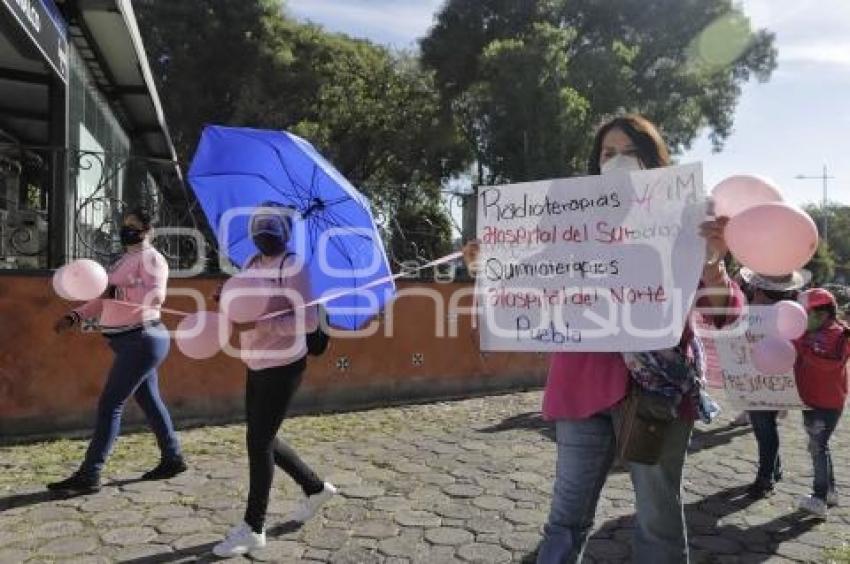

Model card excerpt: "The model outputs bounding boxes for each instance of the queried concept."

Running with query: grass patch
[825,544,850,564]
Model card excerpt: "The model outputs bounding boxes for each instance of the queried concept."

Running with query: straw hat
[737,266,811,292]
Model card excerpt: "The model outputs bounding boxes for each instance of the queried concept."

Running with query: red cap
[799,288,837,311]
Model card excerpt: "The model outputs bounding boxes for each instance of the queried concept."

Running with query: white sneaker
[797,495,828,519]
[287,482,337,523]
[212,521,266,557]
[827,490,840,508]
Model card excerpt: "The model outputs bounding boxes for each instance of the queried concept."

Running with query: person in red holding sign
[793,288,849,518]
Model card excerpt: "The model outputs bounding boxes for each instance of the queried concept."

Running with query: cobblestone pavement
[1,391,849,563]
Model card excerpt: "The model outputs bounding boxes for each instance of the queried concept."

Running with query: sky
[285,0,850,208]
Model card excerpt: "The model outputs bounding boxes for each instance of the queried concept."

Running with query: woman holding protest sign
[465,114,743,564]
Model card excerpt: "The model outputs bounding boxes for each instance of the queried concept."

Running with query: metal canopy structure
[0,0,176,161]
[0,11,54,145]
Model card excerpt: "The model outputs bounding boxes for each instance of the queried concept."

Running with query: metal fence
[0,143,476,280]
[0,144,206,272]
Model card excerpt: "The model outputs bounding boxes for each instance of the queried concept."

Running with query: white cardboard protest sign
[696,306,804,410]
[477,163,707,352]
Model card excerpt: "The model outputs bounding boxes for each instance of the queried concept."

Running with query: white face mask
[600,154,643,174]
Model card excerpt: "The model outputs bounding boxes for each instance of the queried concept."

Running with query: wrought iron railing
[0,144,208,272]
[70,149,206,272]
[369,187,476,280]
[1,143,476,279]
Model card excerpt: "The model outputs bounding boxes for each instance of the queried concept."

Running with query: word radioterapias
[480,190,621,221]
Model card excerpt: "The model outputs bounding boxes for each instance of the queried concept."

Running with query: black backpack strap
[277,252,295,286]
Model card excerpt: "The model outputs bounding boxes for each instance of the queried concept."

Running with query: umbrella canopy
[188,125,395,330]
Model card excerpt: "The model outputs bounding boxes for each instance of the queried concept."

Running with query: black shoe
[142,457,188,481]
[746,479,775,500]
[46,472,101,495]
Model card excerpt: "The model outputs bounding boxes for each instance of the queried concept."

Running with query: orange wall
[0,274,547,438]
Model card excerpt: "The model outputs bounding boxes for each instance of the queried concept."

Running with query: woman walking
[213,203,336,558]
[49,208,186,494]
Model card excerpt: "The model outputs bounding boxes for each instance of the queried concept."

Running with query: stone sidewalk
[1,391,849,563]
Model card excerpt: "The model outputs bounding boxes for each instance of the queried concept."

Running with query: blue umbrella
[188,125,395,330]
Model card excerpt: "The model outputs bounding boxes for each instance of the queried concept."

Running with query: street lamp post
[796,164,835,245]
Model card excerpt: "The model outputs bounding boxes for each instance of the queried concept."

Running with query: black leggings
[244,358,324,533]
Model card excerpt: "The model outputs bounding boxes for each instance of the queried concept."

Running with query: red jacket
[794,321,850,410]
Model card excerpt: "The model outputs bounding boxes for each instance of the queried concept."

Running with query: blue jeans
[748,411,782,484]
[803,409,842,500]
[537,411,693,564]
[79,325,181,477]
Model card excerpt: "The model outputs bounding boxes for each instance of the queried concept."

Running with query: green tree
[421,0,778,183]
[232,21,467,207]
[135,0,272,163]
[231,19,467,266]
[136,2,468,266]
[806,204,850,283]
[390,203,454,270]
[805,241,836,286]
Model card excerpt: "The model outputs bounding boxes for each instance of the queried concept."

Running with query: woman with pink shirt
[48,209,185,495]
[213,203,336,558]
[537,116,742,564]
[467,115,742,564]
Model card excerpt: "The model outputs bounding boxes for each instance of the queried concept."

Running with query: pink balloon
[711,175,783,218]
[772,300,808,340]
[725,203,819,276]
[219,272,271,323]
[53,259,108,301]
[175,311,232,360]
[752,337,797,375]
[52,266,74,300]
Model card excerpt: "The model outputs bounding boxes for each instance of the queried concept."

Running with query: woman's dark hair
[588,114,670,175]
[126,207,153,230]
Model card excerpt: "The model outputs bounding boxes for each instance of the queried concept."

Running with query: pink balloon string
[110,251,464,320]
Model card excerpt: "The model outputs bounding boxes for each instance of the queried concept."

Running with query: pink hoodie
[542,277,744,420]
[74,242,168,330]
[238,253,319,371]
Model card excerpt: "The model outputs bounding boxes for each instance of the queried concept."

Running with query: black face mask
[120,226,145,246]
[253,233,286,256]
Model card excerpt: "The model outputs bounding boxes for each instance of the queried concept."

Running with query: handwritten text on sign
[696,307,804,410]
[477,164,707,352]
